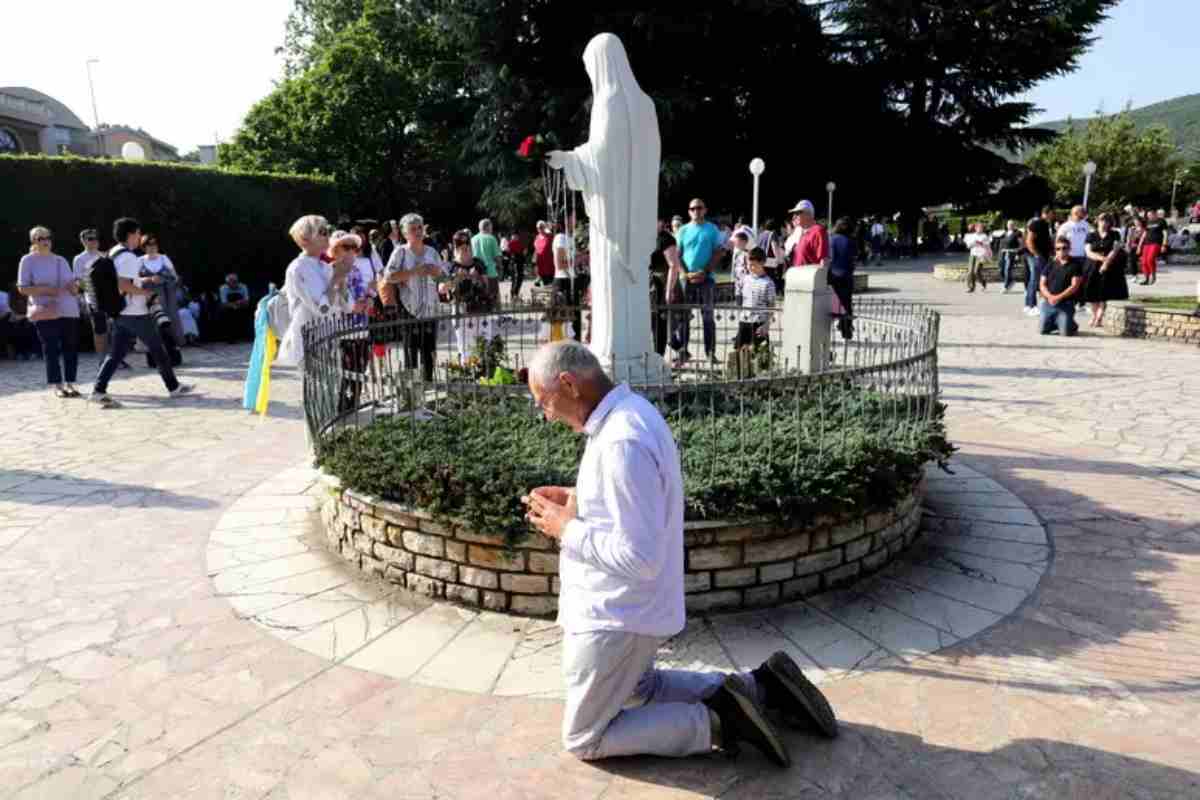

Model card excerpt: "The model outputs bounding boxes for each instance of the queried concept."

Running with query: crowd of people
[965,204,1193,336]
[5,219,197,405]
[3,223,261,371]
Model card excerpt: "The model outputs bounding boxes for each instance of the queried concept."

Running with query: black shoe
[753,652,838,738]
[703,676,791,767]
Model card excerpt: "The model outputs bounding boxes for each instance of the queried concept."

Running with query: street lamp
[1082,160,1097,210]
[1171,168,1188,219]
[826,181,837,228]
[749,158,765,233]
[86,58,103,157]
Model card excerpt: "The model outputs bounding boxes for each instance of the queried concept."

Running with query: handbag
[339,338,372,373]
[371,249,406,344]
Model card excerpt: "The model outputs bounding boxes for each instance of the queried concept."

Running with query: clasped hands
[521,486,576,540]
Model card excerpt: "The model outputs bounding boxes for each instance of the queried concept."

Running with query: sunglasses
[35,236,51,242]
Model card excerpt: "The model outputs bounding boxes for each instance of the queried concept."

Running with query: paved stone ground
[205,461,1047,699]
[1,260,1198,799]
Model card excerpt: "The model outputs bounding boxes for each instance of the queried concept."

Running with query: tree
[223,0,474,219]
[269,0,848,226]
[1027,113,1185,209]
[824,0,1120,208]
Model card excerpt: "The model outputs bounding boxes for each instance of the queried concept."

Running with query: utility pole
[86,59,103,157]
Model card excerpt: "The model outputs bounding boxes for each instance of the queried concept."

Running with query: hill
[1034,93,1200,156]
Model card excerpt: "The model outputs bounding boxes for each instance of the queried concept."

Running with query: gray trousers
[562,629,761,760]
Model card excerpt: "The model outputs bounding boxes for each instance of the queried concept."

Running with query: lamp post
[86,58,103,157]
[826,181,837,228]
[1171,168,1187,218]
[749,158,765,233]
[1082,160,1097,210]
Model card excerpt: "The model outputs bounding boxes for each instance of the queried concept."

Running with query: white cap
[788,200,815,215]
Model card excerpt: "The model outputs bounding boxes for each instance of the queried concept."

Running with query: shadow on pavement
[0,468,219,510]
[590,724,1199,799]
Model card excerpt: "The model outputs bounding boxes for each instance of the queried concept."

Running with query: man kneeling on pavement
[522,340,838,767]
[1039,235,1084,337]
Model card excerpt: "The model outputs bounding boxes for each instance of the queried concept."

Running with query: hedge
[316,387,953,545]
[1,155,341,297]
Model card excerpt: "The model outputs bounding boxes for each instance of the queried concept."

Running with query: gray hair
[528,340,604,389]
[400,212,424,228]
[479,218,492,233]
[28,225,51,243]
[288,214,328,247]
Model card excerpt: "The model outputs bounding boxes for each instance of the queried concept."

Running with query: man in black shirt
[1024,206,1055,315]
[1039,236,1083,336]
[999,220,1024,292]
[649,224,683,357]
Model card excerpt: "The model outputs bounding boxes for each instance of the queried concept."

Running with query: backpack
[266,290,291,340]
[89,246,127,317]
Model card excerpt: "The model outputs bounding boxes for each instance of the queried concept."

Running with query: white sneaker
[88,392,120,409]
[168,383,195,398]
[1025,307,1039,316]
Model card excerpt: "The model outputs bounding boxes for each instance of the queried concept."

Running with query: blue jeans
[94,315,180,394]
[33,317,80,385]
[1039,300,1078,336]
[671,281,715,357]
[1024,254,1045,308]
[999,250,1018,290]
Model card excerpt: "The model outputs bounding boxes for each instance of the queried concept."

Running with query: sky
[0,0,293,154]
[1022,0,1200,123]
[1,0,1196,154]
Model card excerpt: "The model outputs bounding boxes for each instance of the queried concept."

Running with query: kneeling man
[523,341,837,767]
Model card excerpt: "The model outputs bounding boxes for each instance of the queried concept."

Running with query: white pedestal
[599,351,671,385]
[783,266,831,374]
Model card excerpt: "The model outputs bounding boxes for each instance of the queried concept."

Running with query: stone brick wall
[932,261,1027,284]
[320,479,925,617]
[1106,302,1200,346]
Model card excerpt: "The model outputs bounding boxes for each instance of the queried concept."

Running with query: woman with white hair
[381,212,446,381]
[17,226,83,397]
[276,215,353,367]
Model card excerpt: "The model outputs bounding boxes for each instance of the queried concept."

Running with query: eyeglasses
[689,206,704,212]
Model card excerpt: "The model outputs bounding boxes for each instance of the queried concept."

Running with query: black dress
[1082,230,1129,302]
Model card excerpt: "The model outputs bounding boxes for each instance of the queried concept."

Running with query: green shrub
[1,155,340,295]
[316,385,953,545]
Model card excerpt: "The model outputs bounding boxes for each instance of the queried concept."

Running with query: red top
[533,233,555,277]
[507,236,526,256]
[794,224,830,266]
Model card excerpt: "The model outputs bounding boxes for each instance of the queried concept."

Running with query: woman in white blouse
[381,212,446,381]
[276,215,352,367]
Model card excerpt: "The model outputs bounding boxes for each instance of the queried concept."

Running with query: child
[736,248,775,348]
[730,228,753,305]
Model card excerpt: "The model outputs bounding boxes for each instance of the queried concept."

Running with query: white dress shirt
[558,383,686,637]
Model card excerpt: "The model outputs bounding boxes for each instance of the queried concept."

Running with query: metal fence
[301,297,941,478]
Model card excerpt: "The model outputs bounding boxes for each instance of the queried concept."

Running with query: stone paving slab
[203,458,1047,698]
[1,264,1199,798]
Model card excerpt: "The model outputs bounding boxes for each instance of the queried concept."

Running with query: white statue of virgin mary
[547,33,667,382]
